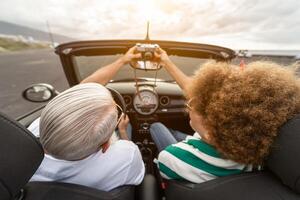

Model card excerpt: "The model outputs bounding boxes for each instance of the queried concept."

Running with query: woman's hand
[119,46,142,64]
[118,114,130,140]
[154,47,172,66]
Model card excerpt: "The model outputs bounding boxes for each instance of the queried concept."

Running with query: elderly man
[28,47,145,191]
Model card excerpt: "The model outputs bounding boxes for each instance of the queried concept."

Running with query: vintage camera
[135,43,159,61]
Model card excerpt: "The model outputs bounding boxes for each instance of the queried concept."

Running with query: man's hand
[81,46,141,85]
[119,46,142,64]
[118,114,130,140]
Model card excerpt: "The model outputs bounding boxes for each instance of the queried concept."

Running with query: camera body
[135,43,159,60]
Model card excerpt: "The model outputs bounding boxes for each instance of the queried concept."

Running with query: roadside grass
[0,37,50,52]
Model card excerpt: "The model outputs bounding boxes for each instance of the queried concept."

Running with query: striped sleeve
[157,137,247,183]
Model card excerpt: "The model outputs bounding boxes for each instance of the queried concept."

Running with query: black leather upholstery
[165,114,300,200]
[166,172,300,200]
[24,174,159,200]
[24,182,135,200]
[267,114,300,193]
[0,112,44,200]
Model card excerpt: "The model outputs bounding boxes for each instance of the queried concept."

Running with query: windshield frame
[55,39,236,86]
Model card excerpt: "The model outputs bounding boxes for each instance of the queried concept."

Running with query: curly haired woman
[150,48,300,183]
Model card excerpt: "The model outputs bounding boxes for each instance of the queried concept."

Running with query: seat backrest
[24,174,159,200]
[0,112,44,200]
[267,114,300,193]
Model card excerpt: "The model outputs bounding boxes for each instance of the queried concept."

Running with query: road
[0,49,69,118]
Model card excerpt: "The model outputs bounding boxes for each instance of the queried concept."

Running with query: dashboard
[106,81,191,139]
[106,81,187,116]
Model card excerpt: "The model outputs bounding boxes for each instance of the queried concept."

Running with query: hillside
[0,20,74,43]
[0,37,49,52]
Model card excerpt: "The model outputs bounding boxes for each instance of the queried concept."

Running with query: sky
[0,0,300,50]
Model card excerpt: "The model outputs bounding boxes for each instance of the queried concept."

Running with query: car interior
[1,40,300,200]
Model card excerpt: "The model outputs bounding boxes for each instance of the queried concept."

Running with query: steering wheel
[106,87,126,116]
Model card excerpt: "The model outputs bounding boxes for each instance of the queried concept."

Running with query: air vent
[160,96,170,106]
[123,95,132,105]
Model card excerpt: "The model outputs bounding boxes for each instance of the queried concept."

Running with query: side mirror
[22,83,59,102]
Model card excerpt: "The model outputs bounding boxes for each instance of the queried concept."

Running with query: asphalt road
[0,49,69,118]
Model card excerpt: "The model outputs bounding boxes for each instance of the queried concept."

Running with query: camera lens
[144,52,153,60]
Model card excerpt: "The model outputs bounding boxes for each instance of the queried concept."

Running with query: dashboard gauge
[133,89,159,115]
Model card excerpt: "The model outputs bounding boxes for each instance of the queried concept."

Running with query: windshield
[74,55,211,81]
[2,1,300,120]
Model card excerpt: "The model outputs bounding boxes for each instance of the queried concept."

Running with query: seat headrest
[0,112,44,199]
[267,114,300,193]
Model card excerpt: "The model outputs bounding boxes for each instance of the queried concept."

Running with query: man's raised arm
[81,46,141,85]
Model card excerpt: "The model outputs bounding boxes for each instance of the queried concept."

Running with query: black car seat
[0,112,159,200]
[0,112,43,200]
[165,114,300,200]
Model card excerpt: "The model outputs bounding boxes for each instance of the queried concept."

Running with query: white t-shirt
[28,118,145,191]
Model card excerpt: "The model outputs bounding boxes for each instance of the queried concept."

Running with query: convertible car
[1,39,300,200]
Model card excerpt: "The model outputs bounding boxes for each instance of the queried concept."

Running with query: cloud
[0,0,300,49]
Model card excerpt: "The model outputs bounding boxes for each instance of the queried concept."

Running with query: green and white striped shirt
[157,133,252,183]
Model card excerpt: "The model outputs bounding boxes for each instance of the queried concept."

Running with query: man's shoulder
[112,140,138,150]
[108,140,140,158]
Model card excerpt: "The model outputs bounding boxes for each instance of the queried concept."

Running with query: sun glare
[135,0,165,23]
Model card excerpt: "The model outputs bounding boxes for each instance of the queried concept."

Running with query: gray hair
[39,83,118,160]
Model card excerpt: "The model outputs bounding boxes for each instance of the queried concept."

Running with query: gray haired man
[28,47,145,191]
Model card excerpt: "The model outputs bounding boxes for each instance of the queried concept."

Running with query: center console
[131,114,158,173]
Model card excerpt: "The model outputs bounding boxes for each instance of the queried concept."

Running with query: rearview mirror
[22,83,59,102]
[130,60,162,70]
